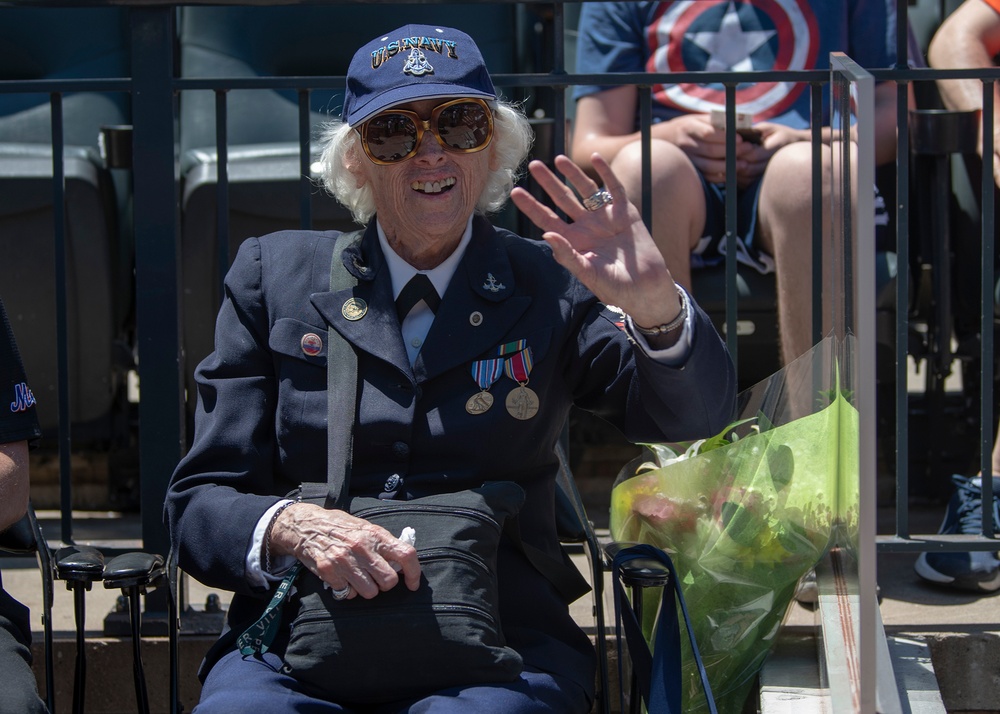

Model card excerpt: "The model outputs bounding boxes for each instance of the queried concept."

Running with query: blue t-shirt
[573,0,898,129]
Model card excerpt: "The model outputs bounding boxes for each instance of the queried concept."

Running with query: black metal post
[129,6,183,577]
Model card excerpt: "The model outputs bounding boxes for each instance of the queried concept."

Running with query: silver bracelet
[631,286,689,337]
[263,501,296,573]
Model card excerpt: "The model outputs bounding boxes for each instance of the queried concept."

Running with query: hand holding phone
[709,109,761,144]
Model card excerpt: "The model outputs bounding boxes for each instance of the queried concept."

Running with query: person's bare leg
[757,142,836,366]
[610,139,705,292]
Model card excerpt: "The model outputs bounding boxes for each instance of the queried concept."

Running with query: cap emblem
[370,35,458,70]
[402,48,434,77]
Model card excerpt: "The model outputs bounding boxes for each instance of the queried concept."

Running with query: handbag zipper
[290,601,500,628]
[349,504,503,534]
[418,546,490,573]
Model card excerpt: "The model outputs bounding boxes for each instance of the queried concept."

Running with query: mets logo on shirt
[648,0,819,121]
[9,382,36,413]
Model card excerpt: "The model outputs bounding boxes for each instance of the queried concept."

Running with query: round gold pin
[342,297,368,321]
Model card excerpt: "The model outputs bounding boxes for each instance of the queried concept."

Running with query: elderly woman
[166,23,735,714]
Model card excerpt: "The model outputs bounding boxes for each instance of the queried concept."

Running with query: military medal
[503,347,538,420]
[466,358,504,415]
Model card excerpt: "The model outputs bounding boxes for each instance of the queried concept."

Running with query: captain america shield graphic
[648,0,819,121]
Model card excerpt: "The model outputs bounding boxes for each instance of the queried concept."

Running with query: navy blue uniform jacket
[165,215,737,697]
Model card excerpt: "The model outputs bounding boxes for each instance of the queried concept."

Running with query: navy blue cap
[343,25,496,127]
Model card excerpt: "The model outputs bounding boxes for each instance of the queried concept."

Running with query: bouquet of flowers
[611,340,858,713]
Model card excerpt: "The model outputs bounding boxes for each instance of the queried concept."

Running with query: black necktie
[395,273,440,322]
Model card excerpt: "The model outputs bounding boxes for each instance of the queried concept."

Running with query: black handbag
[280,483,526,702]
[237,232,589,703]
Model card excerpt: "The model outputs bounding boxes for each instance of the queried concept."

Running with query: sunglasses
[359,98,494,165]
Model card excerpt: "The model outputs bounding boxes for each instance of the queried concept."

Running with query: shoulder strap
[327,230,365,508]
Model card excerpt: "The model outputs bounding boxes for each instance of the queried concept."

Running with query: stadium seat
[0,8,132,440]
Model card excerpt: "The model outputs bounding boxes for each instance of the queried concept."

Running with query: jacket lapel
[414,216,531,382]
[310,225,412,376]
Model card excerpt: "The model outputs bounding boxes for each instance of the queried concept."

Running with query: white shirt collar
[377,216,474,300]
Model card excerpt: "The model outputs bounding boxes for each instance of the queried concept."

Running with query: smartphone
[736,127,763,145]
[709,109,761,144]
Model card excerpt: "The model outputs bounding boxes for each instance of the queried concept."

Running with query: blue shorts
[691,174,891,273]
[691,175,775,274]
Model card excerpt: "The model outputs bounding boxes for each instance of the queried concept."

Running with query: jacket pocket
[269,318,328,367]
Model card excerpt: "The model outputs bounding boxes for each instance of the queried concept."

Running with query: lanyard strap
[237,563,302,656]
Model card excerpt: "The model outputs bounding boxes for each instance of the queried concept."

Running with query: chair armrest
[102,551,165,590]
[604,541,671,589]
[54,545,105,584]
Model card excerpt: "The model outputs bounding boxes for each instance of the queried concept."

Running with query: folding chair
[54,544,105,714]
[0,505,179,714]
[602,542,672,714]
[0,511,115,714]
[556,436,710,714]
[554,437,611,713]
[103,550,179,714]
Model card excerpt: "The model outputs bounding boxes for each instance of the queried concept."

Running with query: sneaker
[793,569,818,606]
[793,567,881,607]
[914,474,1000,593]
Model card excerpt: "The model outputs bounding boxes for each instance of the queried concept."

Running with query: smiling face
[348,98,498,268]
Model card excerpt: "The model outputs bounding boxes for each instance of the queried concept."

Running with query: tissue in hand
[391,527,416,572]
[399,527,416,547]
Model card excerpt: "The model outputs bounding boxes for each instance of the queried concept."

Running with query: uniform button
[384,474,403,492]
[392,441,410,458]
[411,337,423,349]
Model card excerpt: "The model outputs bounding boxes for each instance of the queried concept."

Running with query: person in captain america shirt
[572,0,909,366]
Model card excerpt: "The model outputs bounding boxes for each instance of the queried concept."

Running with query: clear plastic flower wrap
[611,339,859,713]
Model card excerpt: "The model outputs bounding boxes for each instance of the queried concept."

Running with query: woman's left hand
[510,153,682,330]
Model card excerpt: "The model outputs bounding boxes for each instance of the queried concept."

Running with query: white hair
[317,101,534,225]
